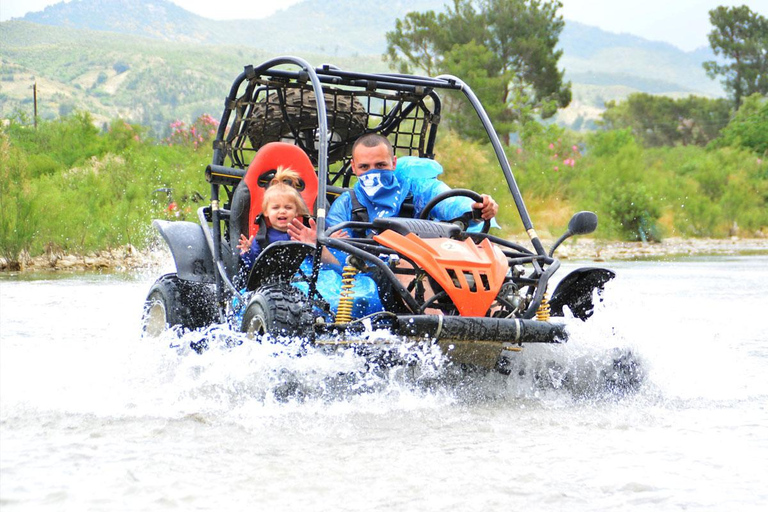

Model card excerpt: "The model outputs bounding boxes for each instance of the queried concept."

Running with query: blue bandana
[353,170,407,220]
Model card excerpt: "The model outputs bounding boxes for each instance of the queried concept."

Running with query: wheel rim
[244,314,267,339]
[142,299,167,337]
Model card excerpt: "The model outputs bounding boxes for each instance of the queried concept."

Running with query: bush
[1,114,212,257]
[0,132,39,263]
[711,93,768,155]
[601,93,731,147]
[2,110,766,261]
[586,128,637,157]
[605,184,662,241]
[165,114,219,150]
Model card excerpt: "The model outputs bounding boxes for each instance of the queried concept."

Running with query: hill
[1,0,725,134]
[19,0,449,55]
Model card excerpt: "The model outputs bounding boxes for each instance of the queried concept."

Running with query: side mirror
[549,211,599,257]
[568,211,598,236]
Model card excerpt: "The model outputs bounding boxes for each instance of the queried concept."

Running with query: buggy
[141,56,614,370]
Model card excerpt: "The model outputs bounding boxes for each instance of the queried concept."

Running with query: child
[237,167,368,320]
[237,167,309,269]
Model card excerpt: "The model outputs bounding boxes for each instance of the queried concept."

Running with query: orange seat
[241,142,318,238]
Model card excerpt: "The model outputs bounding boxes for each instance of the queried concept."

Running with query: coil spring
[336,264,358,324]
[536,292,551,322]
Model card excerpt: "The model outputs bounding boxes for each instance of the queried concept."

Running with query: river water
[1,255,767,511]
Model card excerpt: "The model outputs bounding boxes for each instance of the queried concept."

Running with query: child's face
[265,193,298,231]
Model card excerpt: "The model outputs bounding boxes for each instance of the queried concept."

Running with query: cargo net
[224,79,438,184]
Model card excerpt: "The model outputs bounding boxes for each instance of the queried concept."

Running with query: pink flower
[572,145,578,152]
[548,143,555,150]
[516,147,522,154]
[553,166,559,172]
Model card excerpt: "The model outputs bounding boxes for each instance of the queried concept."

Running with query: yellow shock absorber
[536,290,551,322]
[336,264,359,324]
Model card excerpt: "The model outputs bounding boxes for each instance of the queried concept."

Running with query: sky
[1,0,767,52]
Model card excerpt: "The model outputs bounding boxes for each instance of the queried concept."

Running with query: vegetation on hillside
[1,1,722,139]
[2,103,766,267]
[0,21,383,136]
[433,117,767,243]
[600,94,732,147]
[0,112,211,264]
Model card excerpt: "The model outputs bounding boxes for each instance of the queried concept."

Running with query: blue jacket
[326,157,476,235]
[240,227,291,269]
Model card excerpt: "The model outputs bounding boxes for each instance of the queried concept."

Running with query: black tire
[142,274,217,337]
[247,88,367,163]
[241,283,312,340]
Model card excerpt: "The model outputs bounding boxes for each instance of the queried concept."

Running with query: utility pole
[33,82,38,129]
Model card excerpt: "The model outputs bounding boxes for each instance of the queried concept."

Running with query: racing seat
[229,142,318,262]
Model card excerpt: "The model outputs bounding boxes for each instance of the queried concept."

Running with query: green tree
[601,93,732,147]
[712,93,768,155]
[703,5,768,108]
[385,0,571,141]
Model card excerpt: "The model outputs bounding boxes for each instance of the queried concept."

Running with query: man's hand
[472,194,499,220]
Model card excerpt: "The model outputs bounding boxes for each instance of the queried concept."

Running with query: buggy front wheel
[241,284,311,340]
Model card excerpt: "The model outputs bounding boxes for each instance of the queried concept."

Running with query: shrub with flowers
[165,114,219,150]
[106,119,144,151]
[547,139,581,172]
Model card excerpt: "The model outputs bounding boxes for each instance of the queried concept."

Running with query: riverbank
[2,236,768,273]
[554,236,768,261]
[0,245,167,273]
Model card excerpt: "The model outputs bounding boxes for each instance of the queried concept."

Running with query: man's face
[350,143,396,177]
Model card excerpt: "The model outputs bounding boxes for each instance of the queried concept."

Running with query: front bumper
[393,315,568,344]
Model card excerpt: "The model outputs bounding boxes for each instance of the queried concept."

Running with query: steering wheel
[419,189,491,234]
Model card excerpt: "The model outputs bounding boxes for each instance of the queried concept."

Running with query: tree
[703,5,768,108]
[601,93,732,147]
[712,93,768,155]
[385,0,571,142]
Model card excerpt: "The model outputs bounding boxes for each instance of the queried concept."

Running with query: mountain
[559,21,720,96]
[1,0,726,133]
[21,0,221,44]
[19,0,449,55]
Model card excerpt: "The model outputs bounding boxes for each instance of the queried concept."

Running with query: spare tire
[246,88,367,163]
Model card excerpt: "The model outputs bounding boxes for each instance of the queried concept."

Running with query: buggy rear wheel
[241,284,311,340]
[141,274,216,337]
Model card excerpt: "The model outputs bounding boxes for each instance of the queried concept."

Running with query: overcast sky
[1,0,767,52]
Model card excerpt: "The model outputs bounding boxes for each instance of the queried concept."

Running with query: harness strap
[348,189,369,223]
[253,215,270,247]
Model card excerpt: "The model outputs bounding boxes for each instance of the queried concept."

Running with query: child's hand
[237,234,254,254]
[288,218,317,245]
[330,230,349,239]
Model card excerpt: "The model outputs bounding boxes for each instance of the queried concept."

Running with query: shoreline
[2,237,768,274]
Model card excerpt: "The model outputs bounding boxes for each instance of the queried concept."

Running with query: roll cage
[201,56,560,323]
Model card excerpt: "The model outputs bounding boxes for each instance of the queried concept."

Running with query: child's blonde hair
[261,166,310,216]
